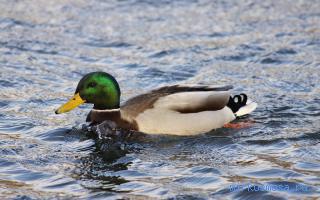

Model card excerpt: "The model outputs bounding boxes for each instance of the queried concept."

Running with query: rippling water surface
[0,0,320,199]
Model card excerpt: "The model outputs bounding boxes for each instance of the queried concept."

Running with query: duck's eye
[88,82,97,88]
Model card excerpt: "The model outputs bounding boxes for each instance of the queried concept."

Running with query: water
[0,0,320,199]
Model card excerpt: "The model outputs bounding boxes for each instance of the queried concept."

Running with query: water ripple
[0,0,319,199]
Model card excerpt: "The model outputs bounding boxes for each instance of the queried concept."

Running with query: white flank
[135,108,236,136]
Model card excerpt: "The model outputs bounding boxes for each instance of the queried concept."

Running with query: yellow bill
[55,93,86,114]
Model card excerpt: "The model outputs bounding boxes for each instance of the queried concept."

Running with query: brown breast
[86,109,138,131]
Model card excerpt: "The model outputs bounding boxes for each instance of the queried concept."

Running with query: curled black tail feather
[227,93,248,113]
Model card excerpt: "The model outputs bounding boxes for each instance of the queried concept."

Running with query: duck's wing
[121,84,233,118]
[152,84,233,93]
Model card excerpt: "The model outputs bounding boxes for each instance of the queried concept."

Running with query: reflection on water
[0,0,320,199]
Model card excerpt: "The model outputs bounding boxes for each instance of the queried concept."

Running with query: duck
[55,71,257,135]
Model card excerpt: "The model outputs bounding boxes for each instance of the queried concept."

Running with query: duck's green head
[55,72,120,114]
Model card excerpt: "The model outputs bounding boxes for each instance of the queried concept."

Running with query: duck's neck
[93,104,120,110]
[92,89,120,109]
[90,108,122,122]
[91,76,121,109]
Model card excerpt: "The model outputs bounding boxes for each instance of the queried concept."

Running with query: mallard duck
[55,72,257,135]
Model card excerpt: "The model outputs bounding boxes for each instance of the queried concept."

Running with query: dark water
[0,0,320,199]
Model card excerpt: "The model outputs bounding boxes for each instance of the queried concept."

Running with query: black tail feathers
[227,93,248,113]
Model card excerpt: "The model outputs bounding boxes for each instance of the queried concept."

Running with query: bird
[55,71,257,135]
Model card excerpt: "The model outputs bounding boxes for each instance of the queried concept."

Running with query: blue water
[0,0,320,199]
